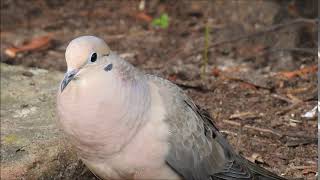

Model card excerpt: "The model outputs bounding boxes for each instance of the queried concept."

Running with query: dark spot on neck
[104,64,113,72]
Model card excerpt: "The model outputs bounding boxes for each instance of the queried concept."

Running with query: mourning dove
[57,36,287,180]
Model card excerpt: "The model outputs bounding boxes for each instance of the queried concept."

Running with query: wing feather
[147,75,286,180]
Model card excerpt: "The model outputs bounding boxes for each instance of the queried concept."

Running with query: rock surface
[0,63,95,179]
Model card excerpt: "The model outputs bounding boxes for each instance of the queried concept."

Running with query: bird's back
[147,74,287,180]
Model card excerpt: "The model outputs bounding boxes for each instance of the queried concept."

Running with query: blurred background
[1,0,318,179]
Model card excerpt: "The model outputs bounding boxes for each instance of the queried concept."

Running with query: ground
[1,1,318,179]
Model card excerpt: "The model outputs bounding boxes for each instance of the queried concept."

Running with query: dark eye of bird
[90,53,97,62]
[104,64,113,72]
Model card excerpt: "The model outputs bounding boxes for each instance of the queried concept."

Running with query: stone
[0,63,96,179]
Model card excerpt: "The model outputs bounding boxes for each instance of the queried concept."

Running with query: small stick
[223,119,317,140]
[223,119,283,137]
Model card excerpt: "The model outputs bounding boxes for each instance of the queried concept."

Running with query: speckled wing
[148,75,286,180]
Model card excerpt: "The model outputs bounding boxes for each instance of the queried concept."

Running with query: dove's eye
[89,52,97,63]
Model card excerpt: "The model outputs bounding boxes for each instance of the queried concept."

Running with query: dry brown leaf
[5,35,52,58]
[135,12,152,22]
[277,65,317,79]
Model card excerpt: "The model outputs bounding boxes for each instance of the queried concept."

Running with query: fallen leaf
[248,153,265,164]
[136,12,152,22]
[5,35,52,58]
[277,65,317,79]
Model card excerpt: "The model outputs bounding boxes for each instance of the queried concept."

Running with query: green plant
[152,13,169,29]
[201,23,210,79]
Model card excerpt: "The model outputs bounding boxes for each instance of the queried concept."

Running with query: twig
[271,93,302,104]
[229,112,262,120]
[271,94,296,104]
[222,119,317,140]
[286,138,317,147]
[281,132,318,140]
[227,77,272,90]
[174,82,212,92]
[273,93,304,115]
[220,130,238,136]
[288,165,317,170]
[223,119,282,137]
[275,102,303,115]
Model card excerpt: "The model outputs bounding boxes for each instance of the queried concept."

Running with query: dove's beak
[60,69,78,92]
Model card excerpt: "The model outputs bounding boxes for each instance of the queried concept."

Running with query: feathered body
[57,36,287,180]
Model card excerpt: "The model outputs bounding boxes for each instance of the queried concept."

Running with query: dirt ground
[1,1,318,179]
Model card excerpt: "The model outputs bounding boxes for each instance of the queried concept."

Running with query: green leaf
[152,13,169,29]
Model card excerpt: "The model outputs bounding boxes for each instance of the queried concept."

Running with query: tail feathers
[242,156,287,180]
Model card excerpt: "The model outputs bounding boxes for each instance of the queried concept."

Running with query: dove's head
[60,35,141,95]
[61,36,112,92]
[65,35,111,71]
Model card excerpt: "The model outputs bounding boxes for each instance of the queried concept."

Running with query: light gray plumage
[57,36,287,180]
